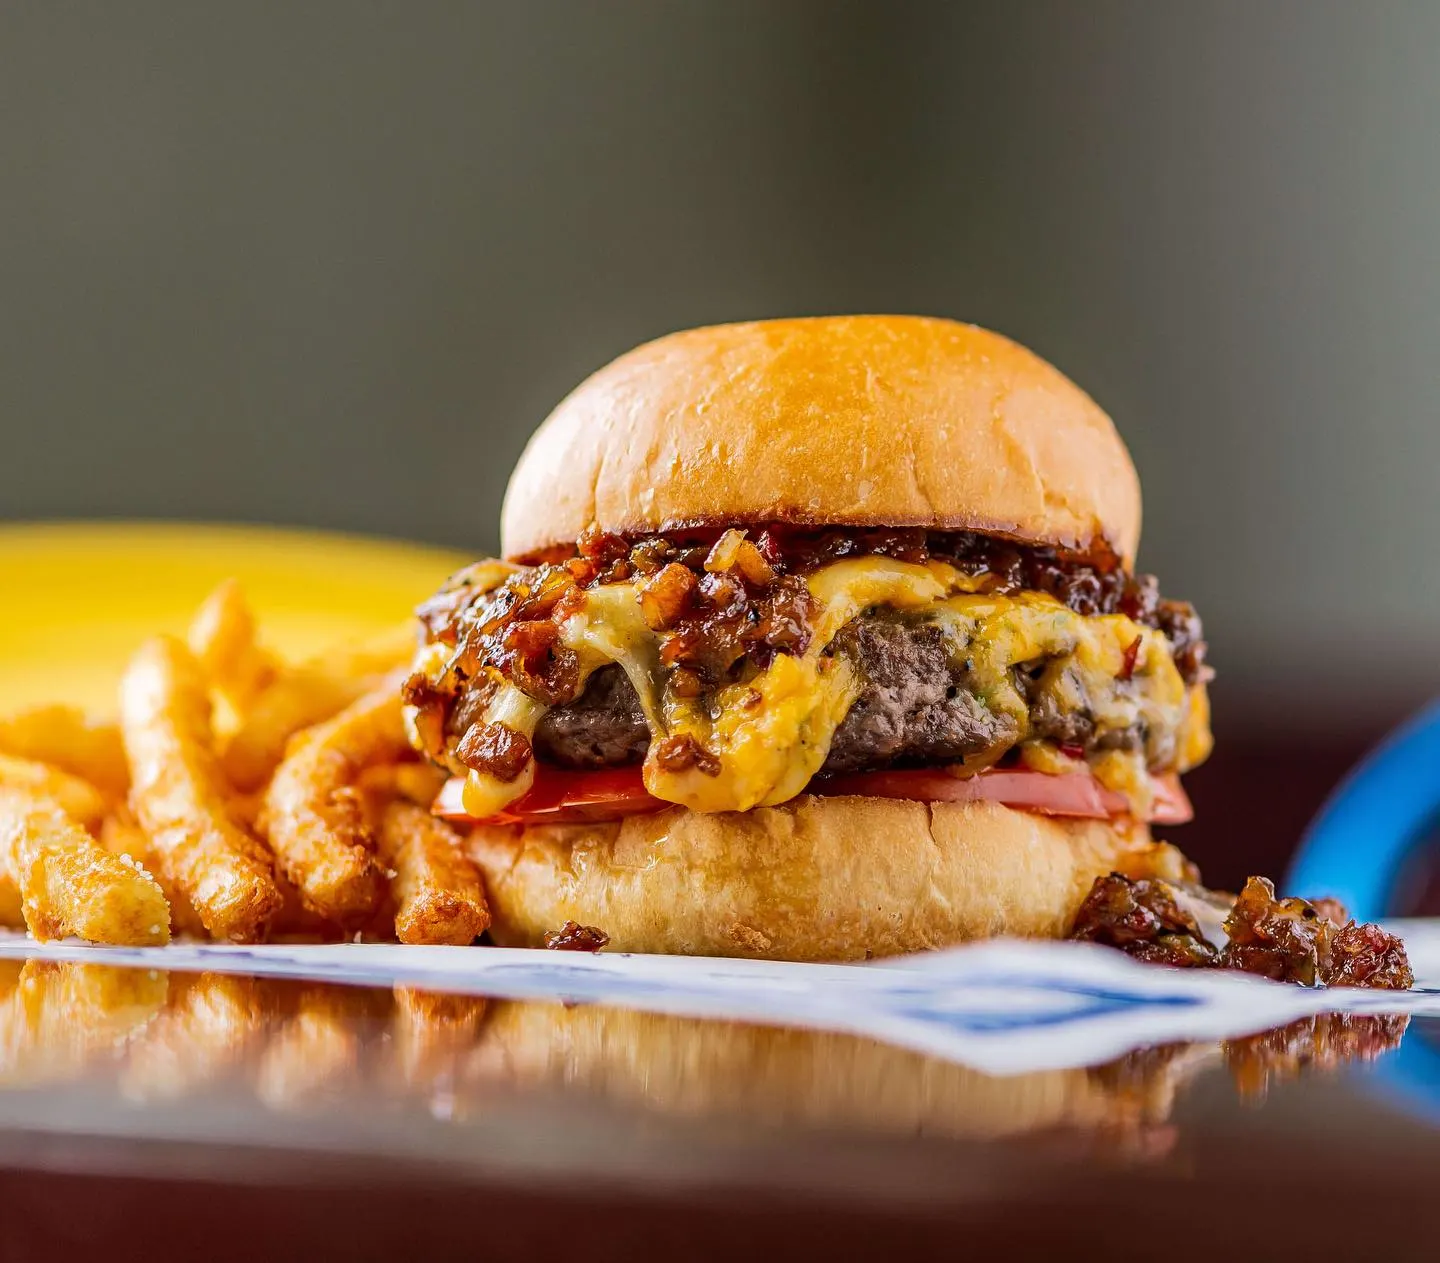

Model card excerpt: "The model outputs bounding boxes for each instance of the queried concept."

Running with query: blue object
[1288,697,1440,921]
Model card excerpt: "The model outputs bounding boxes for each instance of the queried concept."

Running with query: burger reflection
[0,961,1411,1151]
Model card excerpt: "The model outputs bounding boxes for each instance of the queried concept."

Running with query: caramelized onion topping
[1224,1013,1410,1101]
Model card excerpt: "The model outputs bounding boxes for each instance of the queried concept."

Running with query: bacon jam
[517,526,1211,687]
[1070,873,1414,990]
[1068,874,1220,968]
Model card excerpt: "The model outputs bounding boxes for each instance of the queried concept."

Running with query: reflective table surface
[2,957,1438,1260]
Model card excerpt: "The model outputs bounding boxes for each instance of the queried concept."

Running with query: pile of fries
[0,581,489,946]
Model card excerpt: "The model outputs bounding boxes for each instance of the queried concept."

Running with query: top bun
[501,315,1142,567]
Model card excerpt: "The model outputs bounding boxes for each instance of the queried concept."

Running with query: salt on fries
[0,580,485,948]
[0,788,169,945]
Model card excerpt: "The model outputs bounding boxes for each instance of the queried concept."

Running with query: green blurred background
[3,2,1437,883]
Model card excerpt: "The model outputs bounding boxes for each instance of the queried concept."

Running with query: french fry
[0,755,108,828]
[220,668,372,792]
[120,636,283,942]
[100,811,206,938]
[333,623,422,673]
[0,705,130,800]
[0,960,23,1002]
[0,788,170,945]
[379,801,489,946]
[221,627,417,792]
[260,683,409,926]
[186,579,277,710]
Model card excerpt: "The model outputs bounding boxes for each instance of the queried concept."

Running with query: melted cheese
[430,556,1211,818]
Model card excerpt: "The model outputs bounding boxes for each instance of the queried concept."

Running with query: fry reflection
[0,961,167,1085]
[120,973,269,1102]
[0,961,1412,1150]
[254,985,388,1110]
[392,986,488,1116]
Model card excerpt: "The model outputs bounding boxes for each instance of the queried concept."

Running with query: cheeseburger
[403,316,1214,960]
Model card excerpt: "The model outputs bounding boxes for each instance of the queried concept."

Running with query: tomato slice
[811,767,1193,824]
[434,765,660,826]
[434,764,1192,826]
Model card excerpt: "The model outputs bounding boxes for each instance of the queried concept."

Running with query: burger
[402,315,1214,961]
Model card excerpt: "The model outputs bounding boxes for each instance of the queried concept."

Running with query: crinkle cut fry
[379,801,490,945]
[0,788,170,945]
[120,636,283,943]
[261,681,410,926]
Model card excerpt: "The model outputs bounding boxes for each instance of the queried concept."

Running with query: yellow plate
[0,522,470,713]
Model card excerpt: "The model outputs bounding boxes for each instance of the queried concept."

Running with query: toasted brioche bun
[502,315,1142,566]
[465,795,1188,961]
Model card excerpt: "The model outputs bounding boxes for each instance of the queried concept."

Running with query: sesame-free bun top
[501,315,1143,566]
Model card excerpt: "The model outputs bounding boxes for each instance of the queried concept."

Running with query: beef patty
[532,614,1145,775]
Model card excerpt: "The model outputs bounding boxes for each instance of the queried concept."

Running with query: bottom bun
[466,794,1191,961]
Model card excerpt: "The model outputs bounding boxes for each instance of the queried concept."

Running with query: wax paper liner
[0,921,1436,1075]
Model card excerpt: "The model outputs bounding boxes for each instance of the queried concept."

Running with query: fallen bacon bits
[1220,876,1336,985]
[1067,874,1220,967]
[1221,876,1413,989]
[1224,1013,1411,1102]
[542,921,610,952]
[1326,920,1416,990]
[1070,873,1414,990]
